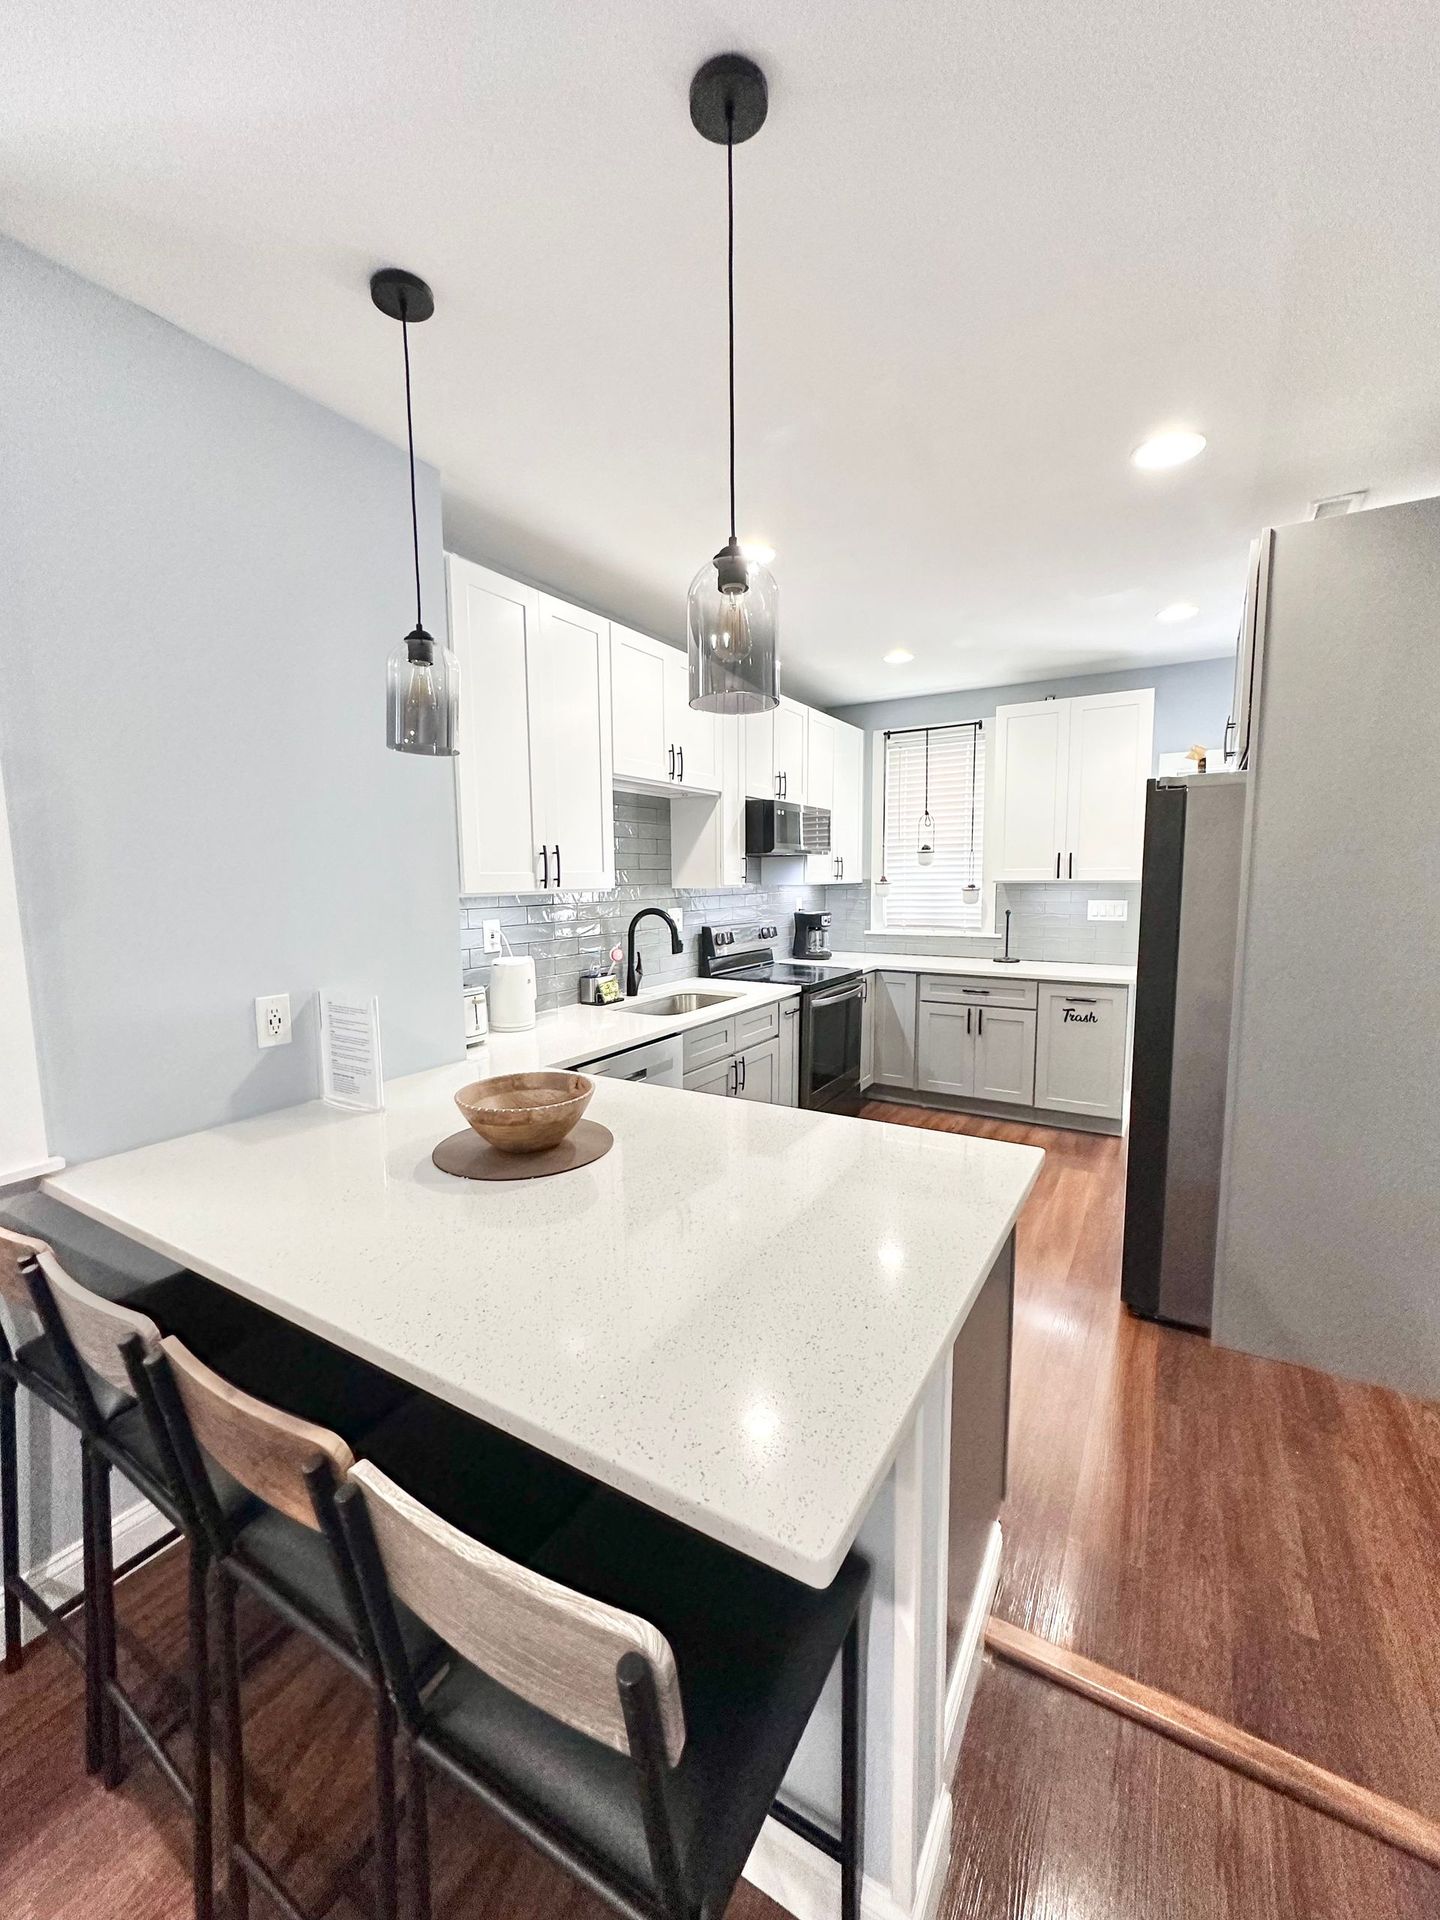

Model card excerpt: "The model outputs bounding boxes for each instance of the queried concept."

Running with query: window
[878,723,987,931]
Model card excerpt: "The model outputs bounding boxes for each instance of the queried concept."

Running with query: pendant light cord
[400,302,424,630]
[726,104,737,543]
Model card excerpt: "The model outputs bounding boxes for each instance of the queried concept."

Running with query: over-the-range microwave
[745,799,831,858]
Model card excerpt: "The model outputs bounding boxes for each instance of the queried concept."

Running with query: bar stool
[335,1465,871,1920]
[0,1201,287,1754]
[138,1335,598,1920]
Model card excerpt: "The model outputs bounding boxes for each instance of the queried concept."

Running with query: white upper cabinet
[830,720,865,884]
[610,624,670,785]
[447,557,613,894]
[990,687,1153,882]
[804,710,836,882]
[671,704,748,890]
[1063,688,1154,881]
[533,594,615,890]
[611,625,719,794]
[447,557,544,893]
[989,698,1071,882]
[746,696,807,801]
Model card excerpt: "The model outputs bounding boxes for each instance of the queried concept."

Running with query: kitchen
[1,10,1439,1920]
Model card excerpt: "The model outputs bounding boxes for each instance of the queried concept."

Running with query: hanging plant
[917,728,936,865]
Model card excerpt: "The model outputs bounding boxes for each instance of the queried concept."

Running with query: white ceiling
[4,1,1438,707]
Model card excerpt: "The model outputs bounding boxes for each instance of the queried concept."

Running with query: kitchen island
[45,1064,1041,1920]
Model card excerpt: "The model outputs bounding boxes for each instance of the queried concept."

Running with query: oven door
[801,978,864,1113]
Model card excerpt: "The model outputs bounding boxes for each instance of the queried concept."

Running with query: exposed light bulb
[917,811,936,865]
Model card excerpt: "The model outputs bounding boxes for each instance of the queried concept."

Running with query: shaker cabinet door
[533,594,614,891]
[1034,984,1129,1117]
[447,557,544,893]
[973,1006,1037,1106]
[917,1002,975,1097]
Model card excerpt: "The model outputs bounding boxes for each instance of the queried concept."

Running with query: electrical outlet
[1087,899,1128,922]
[670,907,683,935]
[482,919,502,955]
[254,993,292,1048]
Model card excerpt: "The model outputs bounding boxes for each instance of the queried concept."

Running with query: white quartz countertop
[831,950,1137,987]
[45,1063,1042,1587]
[470,977,797,1075]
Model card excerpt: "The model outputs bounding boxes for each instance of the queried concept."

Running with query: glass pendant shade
[687,552,779,713]
[386,625,459,755]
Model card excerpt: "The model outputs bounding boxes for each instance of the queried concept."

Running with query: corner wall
[0,236,462,1165]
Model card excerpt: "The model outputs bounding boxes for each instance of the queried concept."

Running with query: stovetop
[725,960,858,988]
[700,923,861,993]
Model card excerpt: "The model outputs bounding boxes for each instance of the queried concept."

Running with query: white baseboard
[743,1788,952,1920]
[16,1495,172,1648]
[945,1519,1003,1776]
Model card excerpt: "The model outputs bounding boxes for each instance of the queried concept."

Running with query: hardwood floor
[2,1105,1436,1918]
[861,1100,1440,1917]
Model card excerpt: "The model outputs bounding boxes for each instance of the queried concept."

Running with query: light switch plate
[1087,899,1128,922]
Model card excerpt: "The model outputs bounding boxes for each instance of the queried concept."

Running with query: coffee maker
[793,910,832,960]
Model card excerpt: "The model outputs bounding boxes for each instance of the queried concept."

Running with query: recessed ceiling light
[742,542,776,566]
[884,648,914,665]
[1156,601,1199,623]
[1131,430,1207,471]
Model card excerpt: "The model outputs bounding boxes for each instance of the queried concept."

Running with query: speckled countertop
[45,1062,1041,1586]
[469,976,799,1075]
[831,951,1136,987]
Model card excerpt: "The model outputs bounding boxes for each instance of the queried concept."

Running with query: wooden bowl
[453,1072,594,1155]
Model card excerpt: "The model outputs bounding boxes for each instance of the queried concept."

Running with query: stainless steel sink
[631,991,736,1016]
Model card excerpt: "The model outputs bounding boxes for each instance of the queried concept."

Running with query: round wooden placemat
[432,1120,614,1182]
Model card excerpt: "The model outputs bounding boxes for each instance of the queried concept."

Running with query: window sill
[864,927,1001,941]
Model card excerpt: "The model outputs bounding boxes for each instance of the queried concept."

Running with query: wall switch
[1087,899,1128,922]
[481,919,502,955]
[254,993,292,1048]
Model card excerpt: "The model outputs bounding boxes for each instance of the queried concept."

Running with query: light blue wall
[828,655,1236,767]
[0,236,463,1164]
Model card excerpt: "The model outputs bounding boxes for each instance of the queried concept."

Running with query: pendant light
[372,268,458,756]
[917,728,936,865]
[962,723,981,904]
[686,54,779,715]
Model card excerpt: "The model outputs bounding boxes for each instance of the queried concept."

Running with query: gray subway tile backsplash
[461,794,1138,1010]
[460,792,825,1011]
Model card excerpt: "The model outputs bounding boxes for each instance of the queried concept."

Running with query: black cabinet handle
[1064,996,1099,1005]
[962,987,991,995]
[1055,851,1061,878]
[966,1007,972,1036]
[738,1053,747,1092]
[626,1067,649,1081]
[1068,852,1073,878]
[977,1008,984,1036]
[668,744,675,780]
[678,745,684,783]
[553,844,561,887]
[540,846,549,888]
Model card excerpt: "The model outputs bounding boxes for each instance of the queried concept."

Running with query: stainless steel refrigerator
[1122,772,1247,1329]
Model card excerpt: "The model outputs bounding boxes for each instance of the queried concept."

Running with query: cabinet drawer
[682,1018,736,1071]
[733,1001,781,1050]
[919,973,1037,1010]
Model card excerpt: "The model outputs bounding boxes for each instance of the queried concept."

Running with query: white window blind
[880,724,987,930]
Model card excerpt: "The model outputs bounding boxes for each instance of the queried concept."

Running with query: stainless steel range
[699,923,865,1114]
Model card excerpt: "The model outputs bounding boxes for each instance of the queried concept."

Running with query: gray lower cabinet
[683,1056,735,1098]
[917,1001,974,1096]
[859,977,875,1090]
[1033,984,1128,1118]
[917,1000,1036,1106]
[873,971,918,1086]
[682,1005,788,1105]
[777,996,801,1106]
[737,1036,780,1103]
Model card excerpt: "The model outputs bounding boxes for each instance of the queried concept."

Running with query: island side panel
[946,1235,1013,1672]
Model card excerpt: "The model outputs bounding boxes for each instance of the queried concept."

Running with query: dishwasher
[578,1034,684,1088]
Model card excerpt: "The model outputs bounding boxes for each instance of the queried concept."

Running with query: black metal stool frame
[142,1344,407,1920]
[332,1476,868,1920]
